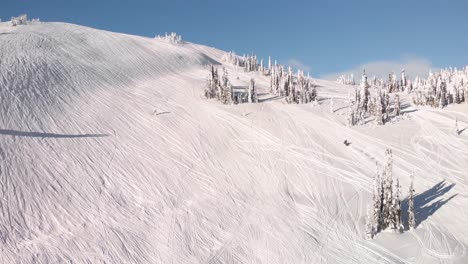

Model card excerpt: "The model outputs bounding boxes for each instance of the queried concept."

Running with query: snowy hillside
[1,21,468,263]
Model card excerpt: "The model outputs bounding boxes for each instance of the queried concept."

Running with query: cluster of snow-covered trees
[204,65,231,104]
[204,65,257,104]
[347,71,402,126]
[220,52,318,104]
[155,32,183,44]
[337,74,356,85]
[340,67,468,113]
[222,52,242,69]
[270,66,317,104]
[366,150,416,239]
[411,67,468,108]
[222,52,270,75]
[339,69,412,92]
[10,14,39,26]
[11,14,28,26]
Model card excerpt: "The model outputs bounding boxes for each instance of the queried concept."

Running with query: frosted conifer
[395,94,401,116]
[392,178,402,231]
[365,205,374,239]
[408,173,416,229]
[373,166,382,232]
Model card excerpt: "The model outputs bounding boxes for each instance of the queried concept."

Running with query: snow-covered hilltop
[0,21,467,263]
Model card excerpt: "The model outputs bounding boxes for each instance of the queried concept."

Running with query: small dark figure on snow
[344,140,351,146]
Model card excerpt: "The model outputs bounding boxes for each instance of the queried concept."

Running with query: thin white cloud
[321,57,438,81]
[287,59,311,72]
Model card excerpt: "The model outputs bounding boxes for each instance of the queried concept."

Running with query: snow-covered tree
[365,205,374,239]
[394,94,401,116]
[268,56,272,72]
[361,70,370,112]
[454,85,460,104]
[392,178,403,231]
[439,94,446,108]
[384,92,390,122]
[401,69,407,90]
[220,68,232,104]
[225,82,233,105]
[408,173,416,229]
[249,78,257,103]
[309,82,317,103]
[375,96,384,125]
[373,166,382,233]
[382,149,394,229]
[270,65,274,93]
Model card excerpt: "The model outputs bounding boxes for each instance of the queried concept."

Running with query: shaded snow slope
[0,22,467,263]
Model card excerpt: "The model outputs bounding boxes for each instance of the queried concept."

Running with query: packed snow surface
[1,22,468,263]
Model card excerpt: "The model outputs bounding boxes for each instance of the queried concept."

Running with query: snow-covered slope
[1,22,467,263]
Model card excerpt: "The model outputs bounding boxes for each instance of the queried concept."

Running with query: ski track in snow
[0,21,468,263]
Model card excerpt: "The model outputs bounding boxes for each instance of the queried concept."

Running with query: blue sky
[2,0,468,79]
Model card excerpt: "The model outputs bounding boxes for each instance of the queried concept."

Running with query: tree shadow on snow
[258,95,283,103]
[0,129,110,139]
[333,106,348,113]
[400,103,418,114]
[401,180,457,230]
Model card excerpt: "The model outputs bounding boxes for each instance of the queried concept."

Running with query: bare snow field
[0,21,467,263]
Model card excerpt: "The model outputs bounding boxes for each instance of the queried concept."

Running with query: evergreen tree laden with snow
[384,92,390,123]
[361,70,370,113]
[204,65,219,99]
[224,82,233,105]
[392,178,403,231]
[401,69,407,91]
[408,174,416,229]
[221,68,232,104]
[249,78,257,103]
[381,149,394,230]
[394,94,401,116]
[365,205,374,239]
[454,86,460,104]
[375,96,384,125]
[373,166,382,233]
